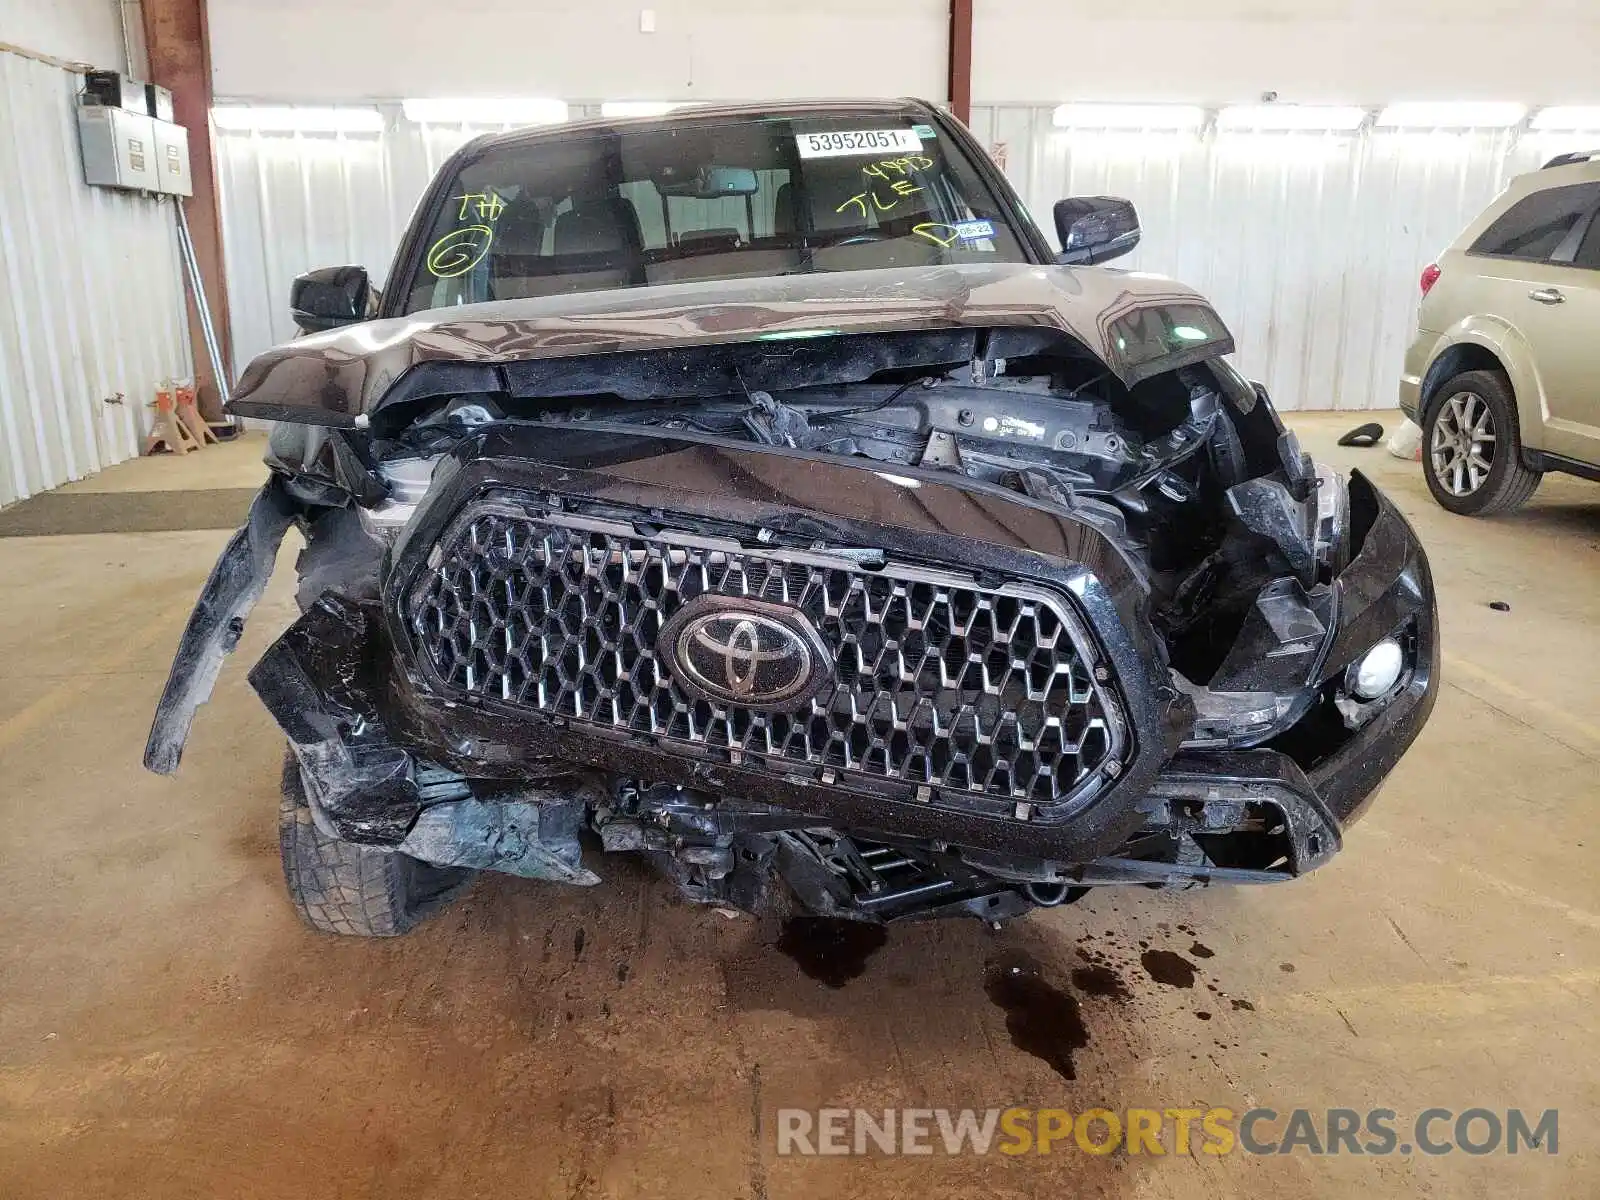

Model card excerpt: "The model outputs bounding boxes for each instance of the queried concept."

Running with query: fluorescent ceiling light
[212,106,384,133]
[600,101,696,118]
[1530,106,1600,131]
[401,98,568,125]
[1052,103,1205,130]
[1376,102,1526,128]
[1217,105,1366,131]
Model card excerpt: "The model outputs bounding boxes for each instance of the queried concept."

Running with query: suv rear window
[401,114,1031,314]
[1468,181,1600,262]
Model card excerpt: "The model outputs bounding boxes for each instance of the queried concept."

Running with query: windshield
[400,112,1032,314]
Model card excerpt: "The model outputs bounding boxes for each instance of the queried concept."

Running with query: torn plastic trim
[1313,471,1432,687]
[963,749,1341,888]
[1174,470,1432,756]
[143,477,300,775]
[250,593,431,843]
[263,423,392,509]
[397,789,600,883]
[1145,752,1342,868]
[254,592,601,883]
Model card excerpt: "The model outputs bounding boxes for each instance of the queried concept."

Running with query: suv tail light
[1419,263,1441,297]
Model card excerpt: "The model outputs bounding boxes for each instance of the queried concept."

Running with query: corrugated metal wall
[214,106,1600,412]
[0,48,194,506]
[215,116,525,367]
[970,106,1600,410]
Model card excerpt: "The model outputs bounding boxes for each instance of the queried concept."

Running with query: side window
[1574,210,1600,270]
[1468,182,1600,262]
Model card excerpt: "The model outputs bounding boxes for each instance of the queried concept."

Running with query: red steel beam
[142,0,233,422]
[948,0,973,126]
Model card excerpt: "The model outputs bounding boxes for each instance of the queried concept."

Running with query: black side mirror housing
[290,266,372,334]
[1053,197,1141,266]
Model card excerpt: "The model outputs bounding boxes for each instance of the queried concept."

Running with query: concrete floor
[1,414,1596,1198]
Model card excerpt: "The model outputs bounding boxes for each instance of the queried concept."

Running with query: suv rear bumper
[1398,374,1422,423]
[1398,327,1445,423]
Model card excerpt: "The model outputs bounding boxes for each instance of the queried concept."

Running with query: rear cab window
[401,111,1032,314]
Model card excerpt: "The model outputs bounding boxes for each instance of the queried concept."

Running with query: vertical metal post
[144,0,234,422]
[172,196,232,409]
[948,0,973,127]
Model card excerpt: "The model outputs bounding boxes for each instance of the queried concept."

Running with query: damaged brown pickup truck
[145,99,1437,935]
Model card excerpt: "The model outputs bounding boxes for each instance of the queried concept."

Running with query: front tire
[278,752,473,937]
[1422,370,1542,516]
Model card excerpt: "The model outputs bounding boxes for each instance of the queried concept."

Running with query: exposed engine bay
[365,337,1348,745]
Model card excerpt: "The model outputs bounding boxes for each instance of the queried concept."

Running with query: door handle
[1528,288,1565,304]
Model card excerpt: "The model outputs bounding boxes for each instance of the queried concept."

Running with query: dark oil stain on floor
[1140,948,1198,989]
[774,918,888,988]
[985,952,1089,1081]
[1070,963,1132,1003]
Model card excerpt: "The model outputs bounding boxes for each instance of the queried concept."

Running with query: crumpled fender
[143,477,300,774]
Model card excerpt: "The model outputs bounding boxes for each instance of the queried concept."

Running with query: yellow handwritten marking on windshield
[452,191,506,222]
[427,224,494,277]
[836,180,923,219]
[863,155,933,181]
[836,192,886,218]
[835,156,931,220]
[912,223,961,248]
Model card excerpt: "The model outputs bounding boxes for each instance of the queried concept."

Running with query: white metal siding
[214,122,415,367]
[206,0,949,106]
[0,0,130,68]
[0,49,193,506]
[214,107,1600,413]
[216,118,509,367]
[971,0,1600,108]
[972,107,1600,410]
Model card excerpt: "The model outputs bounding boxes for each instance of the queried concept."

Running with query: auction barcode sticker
[795,129,924,159]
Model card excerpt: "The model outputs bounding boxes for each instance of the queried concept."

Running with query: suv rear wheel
[279,751,474,936]
[1422,370,1542,515]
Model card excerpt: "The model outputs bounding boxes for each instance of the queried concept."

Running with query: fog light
[1350,638,1404,700]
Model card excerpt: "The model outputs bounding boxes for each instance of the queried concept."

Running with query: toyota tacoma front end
[144,100,1436,934]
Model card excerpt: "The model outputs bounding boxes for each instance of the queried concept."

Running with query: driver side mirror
[290,265,374,334]
[1053,197,1140,266]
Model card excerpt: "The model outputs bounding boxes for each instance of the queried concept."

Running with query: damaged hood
[228,262,1231,424]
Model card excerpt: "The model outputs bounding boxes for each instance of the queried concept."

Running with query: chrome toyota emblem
[659,596,830,710]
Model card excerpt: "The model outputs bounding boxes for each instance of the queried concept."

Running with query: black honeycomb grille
[406,505,1125,805]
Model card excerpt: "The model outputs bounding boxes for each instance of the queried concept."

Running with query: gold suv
[1400,151,1600,514]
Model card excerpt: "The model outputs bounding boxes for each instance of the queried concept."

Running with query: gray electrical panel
[78,105,160,191]
[146,83,175,123]
[78,100,193,196]
[83,70,149,114]
[152,120,192,196]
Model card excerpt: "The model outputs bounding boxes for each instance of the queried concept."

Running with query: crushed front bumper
[145,465,1436,888]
